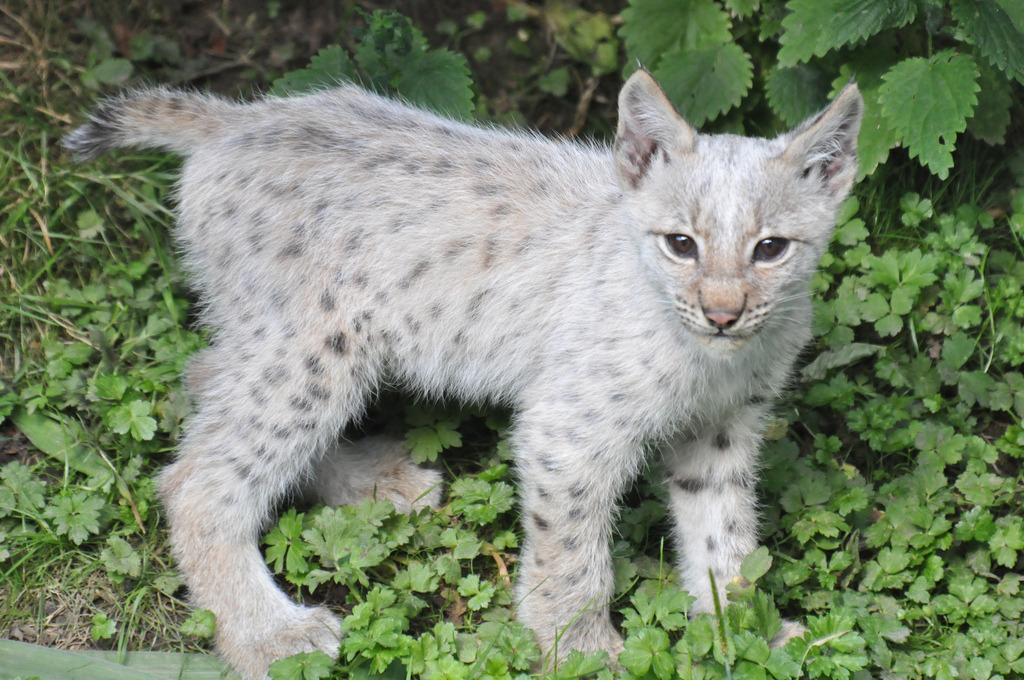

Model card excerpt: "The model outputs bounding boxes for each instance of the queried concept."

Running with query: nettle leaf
[724,0,760,19]
[967,61,1014,144]
[766,64,833,127]
[269,45,357,96]
[654,42,753,126]
[951,0,1024,84]
[778,0,916,67]
[395,48,474,120]
[878,51,980,179]
[619,0,732,68]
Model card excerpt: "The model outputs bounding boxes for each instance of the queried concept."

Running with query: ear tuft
[614,69,695,189]
[784,83,863,198]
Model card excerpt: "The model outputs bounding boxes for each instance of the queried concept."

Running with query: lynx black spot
[262,365,288,386]
[319,290,336,311]
[306,383,330,401]
[304,354,324,375]
[326,332,348,355]
[533,513,550,531]
[289,396,313,411]
[715,432,731,450]
[673,477,707,493]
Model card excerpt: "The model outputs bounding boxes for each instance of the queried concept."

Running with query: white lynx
[65,69,863,679]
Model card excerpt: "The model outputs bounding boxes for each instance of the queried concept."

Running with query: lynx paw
[307,435,443,513]
[770,619,807,648]
[536,618,624,672]
[219,605,342,680]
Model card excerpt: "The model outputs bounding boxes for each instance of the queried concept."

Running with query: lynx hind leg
[159,331,386,678]
[305,434,443,512]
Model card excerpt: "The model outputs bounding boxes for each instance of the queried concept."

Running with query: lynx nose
[703,308,740,329]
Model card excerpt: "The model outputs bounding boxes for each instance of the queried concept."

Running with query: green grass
[2,3,1024,680]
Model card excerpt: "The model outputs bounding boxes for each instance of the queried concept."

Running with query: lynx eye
[753,237,789,262]
[665,234,698,259]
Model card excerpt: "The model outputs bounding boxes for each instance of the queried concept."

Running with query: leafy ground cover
[2,1,1022,679]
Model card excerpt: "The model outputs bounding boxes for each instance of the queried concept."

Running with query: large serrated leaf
[778,0,916,67]
[878,50,980,179]
[269,45,357,96]
[619,0,732,70]
[654,42,753,127]
[951,0,1024,84]
[765,64,832,127]
[967,61,1013,144]
[724,0,759,18]
[395,49,474,119]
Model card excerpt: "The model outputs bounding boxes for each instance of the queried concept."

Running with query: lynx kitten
[65,69,863,679]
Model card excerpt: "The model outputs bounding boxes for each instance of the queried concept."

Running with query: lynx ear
[614,69,695,189]
[783,83,864,198]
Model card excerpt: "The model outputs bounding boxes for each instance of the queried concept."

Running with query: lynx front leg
[663,405,766,614]
[512,411,640,665]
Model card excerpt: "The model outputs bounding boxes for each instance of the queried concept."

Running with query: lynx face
[615,76,861,352]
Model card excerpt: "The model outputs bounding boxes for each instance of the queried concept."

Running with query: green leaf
[45,491,105,544]
[951,0,1024,84]
[740,546,773,583]
[544,4,619,75]
[878,51,980,179]
[724,0,759,19]
[395,48,474,119]
[100,536,141,577]
[765,64,833,127]
[83,58,133,88]
[12,409,113,485]
[801,343,881,381]
[654,42,753,126]
[181,608,216,638]
[269,650,335,680]
[778,0,916,66]
[0,462,47,517]
[875,313,903,337]
[269,45,357,96]
[92,374,129,401]
[90,612,117,641]
[942,333,975,370]
[619,627,671,678]
[967,61,1014,144]
[619,0,733,68]
[106,400,157,441]
[404,420,462,464]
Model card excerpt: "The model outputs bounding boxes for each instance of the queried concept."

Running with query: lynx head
[614,69,863,352]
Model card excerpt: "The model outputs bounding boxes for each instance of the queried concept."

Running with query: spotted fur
[65,70,862,679]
